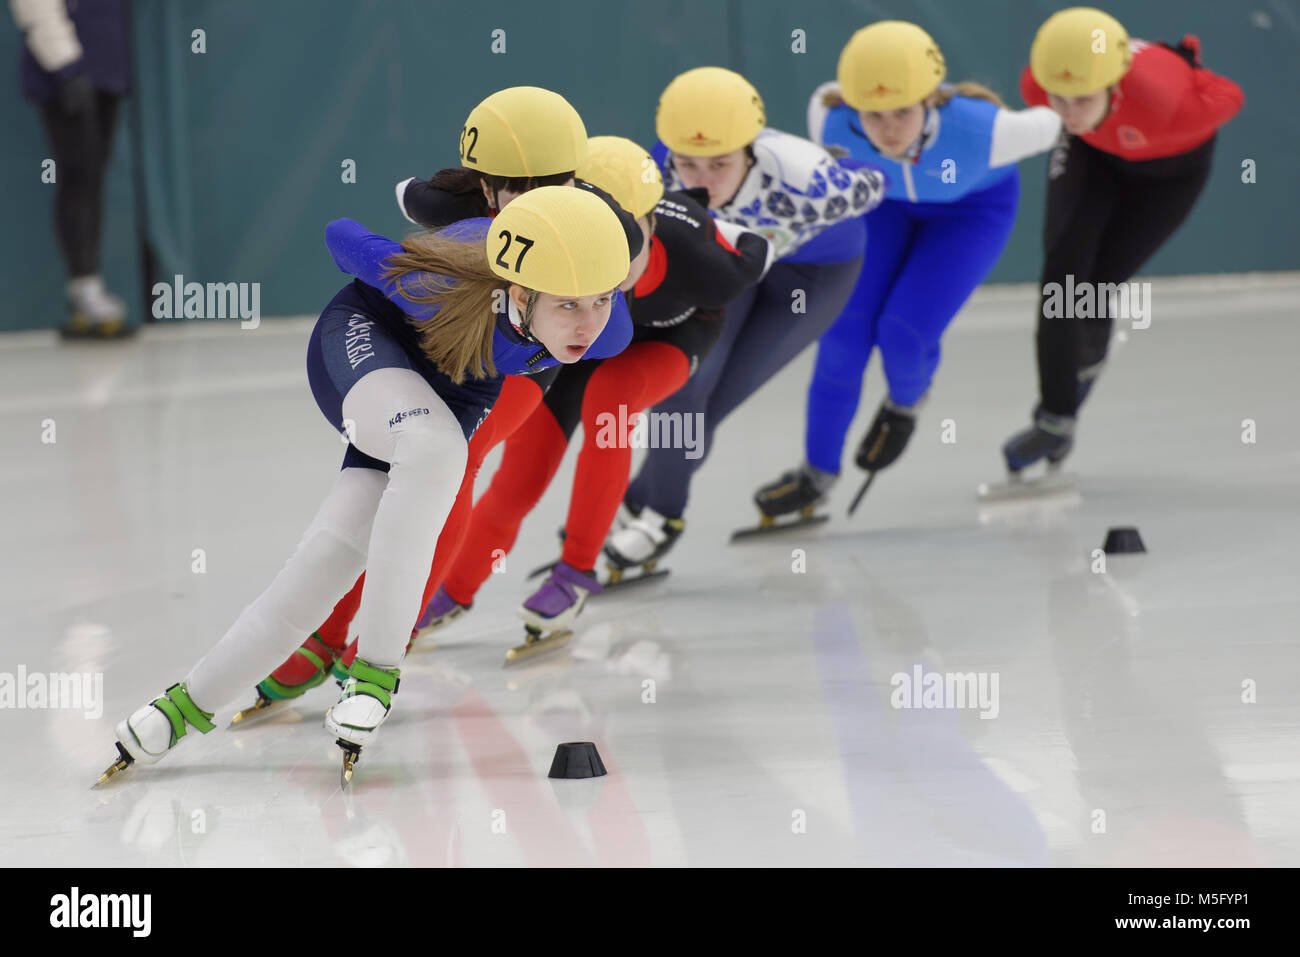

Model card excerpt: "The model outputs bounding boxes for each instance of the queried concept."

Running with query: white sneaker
[67,275,126,323]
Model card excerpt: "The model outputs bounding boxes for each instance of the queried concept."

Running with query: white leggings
[187,367,467,712]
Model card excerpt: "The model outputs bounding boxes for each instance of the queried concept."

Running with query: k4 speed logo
[388,407,430,428]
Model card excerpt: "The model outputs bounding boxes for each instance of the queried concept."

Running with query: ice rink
[1,276,1297,867]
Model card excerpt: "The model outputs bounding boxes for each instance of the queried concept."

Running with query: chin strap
[507,293,553,366]
[506,291,542,342]
[902,106,941,161]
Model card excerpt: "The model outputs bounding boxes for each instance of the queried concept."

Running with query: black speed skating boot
[1003,407,1076,474]
[753,462,837,519]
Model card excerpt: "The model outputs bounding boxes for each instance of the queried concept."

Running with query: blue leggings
[805,174,1019,474]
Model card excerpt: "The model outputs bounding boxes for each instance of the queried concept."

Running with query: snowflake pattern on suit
[663,128,885,260]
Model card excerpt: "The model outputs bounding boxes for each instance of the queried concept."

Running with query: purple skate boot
[507,562,603,664]
[414,585,471,640]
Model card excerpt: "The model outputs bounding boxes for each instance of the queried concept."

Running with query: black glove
[1158,35,1202,68]
[680,186,711,208]
[57,70,95,116]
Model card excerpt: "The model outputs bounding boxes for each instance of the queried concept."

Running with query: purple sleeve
[323,218,443,320]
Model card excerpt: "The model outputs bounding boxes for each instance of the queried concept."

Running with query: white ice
[1,276,1297,866]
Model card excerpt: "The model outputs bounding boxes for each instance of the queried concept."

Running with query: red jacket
[1020,36,1243,161]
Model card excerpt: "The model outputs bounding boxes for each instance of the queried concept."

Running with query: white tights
[186,367,467,711]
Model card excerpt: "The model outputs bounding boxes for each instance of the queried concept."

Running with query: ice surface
[1,278,1296,866]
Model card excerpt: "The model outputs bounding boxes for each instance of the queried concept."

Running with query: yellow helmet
[577,136,664,219]
[1030,7,1132,96]
[487,186,629,297]
[655,67,765,156]
[459,86,588,177]
[837,21,946,111]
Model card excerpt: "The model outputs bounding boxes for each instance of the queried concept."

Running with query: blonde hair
[824,79,1006,110]
[381,230,509,384]
[932,81,1006,108]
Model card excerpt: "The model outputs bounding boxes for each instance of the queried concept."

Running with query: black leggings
[39,91,122,278]
[1036,133,1215,416]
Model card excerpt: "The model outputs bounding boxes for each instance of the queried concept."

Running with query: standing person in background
[753,21,1060,522]
[11,0,135,339]
[1000,6,1243,476]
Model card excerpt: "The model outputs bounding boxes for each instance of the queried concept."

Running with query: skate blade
[338,741,361,786]
[977,471,1078,503]
[93,743,133,788]
[406,634,439,653]
[228,692,289,727]
[505,629,572,665]
[413,619,452,640]
[847,471,877,517]
[414,606,465,639]
[601,566,670,590]
[730,513,829,542]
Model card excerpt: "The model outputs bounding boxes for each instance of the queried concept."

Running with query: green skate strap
[348,682,391,709]
[169,682,215,732]
[259,669,328,701]
[152,695,187,744]
[345,658,401,709]
[349,658,400,692]
[153,682,215,744]
[295,645,327,672]
[256,633,333,700]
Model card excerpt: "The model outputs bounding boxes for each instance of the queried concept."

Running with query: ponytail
[381,231,507,384]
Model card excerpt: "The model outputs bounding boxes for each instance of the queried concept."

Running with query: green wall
[1,0,1294,331]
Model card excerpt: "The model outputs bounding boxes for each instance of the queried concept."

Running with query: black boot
[1003,408,1075,473]
[753,463,837,518]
